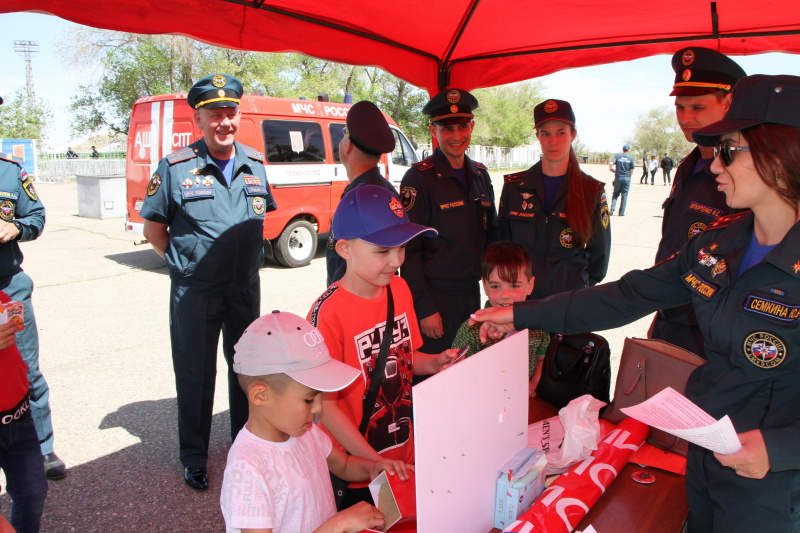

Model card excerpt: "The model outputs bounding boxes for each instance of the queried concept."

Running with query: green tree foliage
[472,81,545,147]
[629,105,693,160]
[0,90,52,140]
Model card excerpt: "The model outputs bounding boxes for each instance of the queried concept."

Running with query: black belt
[1,391,30,425]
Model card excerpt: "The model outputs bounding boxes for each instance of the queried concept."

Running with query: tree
[472,81,545,147]
[628,105,693,160]
[0,90,52,140]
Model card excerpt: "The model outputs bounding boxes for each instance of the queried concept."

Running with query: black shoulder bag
[535,332,611,409]
[331,285,395,510]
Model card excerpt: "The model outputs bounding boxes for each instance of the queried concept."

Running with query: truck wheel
[274,220,317,268]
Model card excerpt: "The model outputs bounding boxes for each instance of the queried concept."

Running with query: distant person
[609,143,636,215]
[498,98,611,299]
[399,88,498,360]
[640,154,649,184]
[90,146,99,158]
[0,291,48,533]
[65,148,77,159]
[140,73,277,491]
[649,155,658,185]
[326,100,397,286]
[660,152,675,185]
[649,47,746,357]
[220,310,410,533]
[309,185,456,507]
[0,140,64,480]
[450,241,549,396]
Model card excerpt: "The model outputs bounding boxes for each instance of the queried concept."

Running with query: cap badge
[544,100,558,113]
[450,104,459,113]
[389,197,405,218]
[212,75,226,88]
[682,69,692,82]
[682,49,696,66]
[217,89,225,98]
[447,90,461,104]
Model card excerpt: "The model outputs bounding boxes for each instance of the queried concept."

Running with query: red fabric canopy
[6,1,800,94]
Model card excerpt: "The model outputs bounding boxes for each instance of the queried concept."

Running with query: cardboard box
[367,469,416,531]
[493,447,547,530]
[0,300,24,330]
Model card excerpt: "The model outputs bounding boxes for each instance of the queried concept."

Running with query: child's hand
[328,501,385,533]
[0,321,20,350]
[371,459,413,481]
[438,348,462,371]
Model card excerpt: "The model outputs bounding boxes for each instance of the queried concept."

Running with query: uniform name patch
[181,188,215,199]
[743,296,800,323]
[687,201,723,218]
[681,270,718,300]
[507,210,535,219]
[743,331,787,369]
[244,185,268,196]
[439,200,465,210]
[0,191,19,201]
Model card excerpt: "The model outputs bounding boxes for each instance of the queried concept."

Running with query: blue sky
[4,11,800,152]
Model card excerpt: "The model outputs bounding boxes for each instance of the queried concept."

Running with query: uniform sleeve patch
[681,269,719,301]
[401,186,417,211]
[21,177,37,201]
[743,295,800,323]
[147,174,162,196]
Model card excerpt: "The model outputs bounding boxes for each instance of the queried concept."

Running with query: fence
[36,158,126,181]
[417,144,542,170]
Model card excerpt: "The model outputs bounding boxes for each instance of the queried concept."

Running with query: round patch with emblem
[0,200,15,221]
[401,187,417,211]
[447,90,461,103]
[212,74,226,88]
[743,331,787,369]
[682,49,696,66]
[544,100,558,113]
[682,69,692,82]
[559,228,574,248]
[688,221,706,238]
[252,196,266,216]
[147,174,162,196]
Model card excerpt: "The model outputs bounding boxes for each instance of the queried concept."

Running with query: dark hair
[237,372,294,394]
[481,240,532,282]
[742,123,800,215]
[565,145,603,247]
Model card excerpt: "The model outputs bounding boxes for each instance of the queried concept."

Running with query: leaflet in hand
[620,387,742,455]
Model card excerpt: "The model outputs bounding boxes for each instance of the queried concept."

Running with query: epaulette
[504,171,525,184]
[241,144,264,162]
[412,156,434,172]
[166,146,198,165]
[475,162,488,170]
[0,152,23,165]
[704,210,751,231]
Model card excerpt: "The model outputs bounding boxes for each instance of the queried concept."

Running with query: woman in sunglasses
[472,74,800,533]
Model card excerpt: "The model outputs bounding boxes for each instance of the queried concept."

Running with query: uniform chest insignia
[688,221,707,238]
[697,247,717,267]
[244,176,261,185]
[743,296,800,323]
[710,244,719,251]
[202,177,213,188]
[182,178,193,189]
[194,177,201,186]
[252,196,266,216]
[559,228,574,248]
[521,200,532,211]
[743,331,787,369]
[188,168,201,176]
[681,270,719,300]
[521,192,533,200]
[711,259,727,277]
[439,200,465,210]
[147,173,162,196]
[687,201,723,218]
[793,261,800,275]
[400,187,417,211]
[0,200,15,221]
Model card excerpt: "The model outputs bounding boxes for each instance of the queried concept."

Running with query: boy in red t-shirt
[0,291,48,532]
[309,185,459,507]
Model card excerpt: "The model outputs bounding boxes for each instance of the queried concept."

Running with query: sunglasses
[714,140,751,166]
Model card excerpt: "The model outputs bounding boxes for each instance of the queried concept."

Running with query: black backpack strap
[359,285,394,435]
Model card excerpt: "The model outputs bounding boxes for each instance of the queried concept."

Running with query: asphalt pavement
[0,165,672,531]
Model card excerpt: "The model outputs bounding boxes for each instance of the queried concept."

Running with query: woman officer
[472,74,800,532]
[498,99,611,299]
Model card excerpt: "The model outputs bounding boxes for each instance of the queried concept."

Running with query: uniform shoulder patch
[412,156,434,172]
[704,210,751,231]
[504,171,525,184]
[166,146,198,165]
[0,152,23,165]
[241,144,265,162]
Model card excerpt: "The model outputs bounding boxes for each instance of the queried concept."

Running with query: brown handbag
[603,337,706,456]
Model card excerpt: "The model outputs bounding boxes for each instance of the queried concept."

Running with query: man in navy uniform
[0,95,66,481]
[141,74,276,490]
[399,88,498,365]
[326,100,397,286]
[649,48,746,357]
[609,144,636,216]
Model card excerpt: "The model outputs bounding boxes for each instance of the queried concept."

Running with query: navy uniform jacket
[140,139,276,292]
[515,211,800,473]
[498,163,610,299]
[326,167,397,286]
[0,153,45,279]
[399,147,498,319]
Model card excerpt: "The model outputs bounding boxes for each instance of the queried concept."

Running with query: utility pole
[14,40,39,106]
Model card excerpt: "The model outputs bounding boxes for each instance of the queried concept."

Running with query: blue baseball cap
[332,185,437,247]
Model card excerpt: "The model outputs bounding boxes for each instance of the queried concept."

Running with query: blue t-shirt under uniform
[542,173,566,213]
[740,230,778,276]
[209,155,234,187]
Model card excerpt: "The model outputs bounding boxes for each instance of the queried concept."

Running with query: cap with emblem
[233,311,360,392]
[187,74,243,109]
[670,47,746,97]
[534,99,575,128]
[345,101,395,156]
[693,74,800,146]
[423,88,478,125]
[332,184,437,247]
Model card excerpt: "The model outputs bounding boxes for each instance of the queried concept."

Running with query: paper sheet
[620,387,742,455]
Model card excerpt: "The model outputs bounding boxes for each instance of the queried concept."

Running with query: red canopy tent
[5,1,800,94]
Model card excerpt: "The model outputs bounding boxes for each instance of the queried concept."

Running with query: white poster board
[413,330,529,531]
